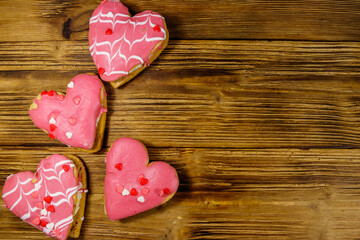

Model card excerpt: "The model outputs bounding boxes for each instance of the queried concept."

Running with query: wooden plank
[2,148,360,239]
[0,40,359,148]
[0,0,359,41]
[1,40,359,74]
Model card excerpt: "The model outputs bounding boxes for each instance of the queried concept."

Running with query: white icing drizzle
[96,115,101,127]
[2,156,80,239]
[73,182,83,216]
[89,11,166,77]
[46,222,54,230]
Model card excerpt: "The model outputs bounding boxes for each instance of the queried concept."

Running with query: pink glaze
[105,138,179,220]
[29,74,106,149]
[2,155,81,240]
[89,0,167,82]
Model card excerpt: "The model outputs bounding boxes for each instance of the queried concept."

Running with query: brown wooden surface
[0,0,360,239]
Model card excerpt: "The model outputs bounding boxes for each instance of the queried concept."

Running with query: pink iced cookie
[29,74,107,152]
[105,138,179,220]
[89,0,169,88]
[2,154,87,240]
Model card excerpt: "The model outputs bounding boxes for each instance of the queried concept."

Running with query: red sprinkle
[40,220,47,227]
[115,163,122,170]
[47,205,55,213]
[48,90,55,96]
[32,216,40,225]
[141,188,149,196]
[140,178,149,185]
[36,201,43,209]
[68,117,77,126]
[153,25,161,32]
[116,186,124,194]
[63,164,70,172]
[44,196,52,203]
[73,97,81,105]
[50,124,56,132]
[101,107,108,113]
[98,68,105,75]
[130,188,138,196]
[105,28,113,35]
[163,188,171,195]
[31,191,39,198]
[48,133,55,139]
[41,90,48,96]
[57,94,64,101]
[137,174,144,181]
[54,228,60,236]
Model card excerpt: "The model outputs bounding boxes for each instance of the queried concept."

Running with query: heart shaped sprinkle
[122,188,130,196]
[40,209,48,216]
[36,201,44,209]
[114,163,122,170]
[29,74,107,151]
[62,164,70,172]
[105,138,179,220]
[32,216,40,225]
[47,205,55,213]
[31,191,39,199]
[89,0,168,85]
[141,188,149,196]
[44,196,52,204]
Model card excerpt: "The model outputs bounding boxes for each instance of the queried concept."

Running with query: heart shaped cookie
[89,0,169,88]
[105,138,179,220]
[2,154,87,239]
[29,74,107,152]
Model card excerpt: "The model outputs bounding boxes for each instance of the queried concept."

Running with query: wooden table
[0,0,359,239]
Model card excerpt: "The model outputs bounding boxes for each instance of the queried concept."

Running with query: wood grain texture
[0,0,359,41]
[0,41,359,148]
[1,0,360,239]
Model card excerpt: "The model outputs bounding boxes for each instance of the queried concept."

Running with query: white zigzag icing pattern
[2,157,80,240]
[89,10,166,77]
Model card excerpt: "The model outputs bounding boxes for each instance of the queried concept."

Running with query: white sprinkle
[67,82,74,88]
[67,145,71,147]
[66,132,73,139]
[137,196,145,203]
[40,209,47,216]
[107,11,113,18]
[84,189,88,193]
[34,183,41,191]
[49,118,56,124]
[46,222,54,230]
[81,217,84,221]
[122,189,130,196]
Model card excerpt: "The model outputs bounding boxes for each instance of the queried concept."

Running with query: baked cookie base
[66,155,88,238]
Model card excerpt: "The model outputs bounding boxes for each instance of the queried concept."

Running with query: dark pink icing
[2,155,80,240]
[105,138,179,220]
[29,74,106,149]
[89,0,167,81]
